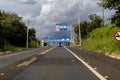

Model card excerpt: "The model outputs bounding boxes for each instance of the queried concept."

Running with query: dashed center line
[17,57,37,67]
[17,47,55,67]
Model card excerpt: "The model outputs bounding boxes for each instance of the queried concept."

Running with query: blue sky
[0,0,115,40]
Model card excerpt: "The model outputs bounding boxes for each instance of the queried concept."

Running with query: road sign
[114,31,120,42]
[56,23,67,31]
[56,25,60,31]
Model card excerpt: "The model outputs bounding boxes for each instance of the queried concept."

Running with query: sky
[0,0,115,40]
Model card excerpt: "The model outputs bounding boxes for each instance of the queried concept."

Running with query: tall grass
[82,24,120,54]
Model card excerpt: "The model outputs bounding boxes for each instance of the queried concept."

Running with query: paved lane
[10,47,100,80]
[0,47,52,70]
[68,47,120,80]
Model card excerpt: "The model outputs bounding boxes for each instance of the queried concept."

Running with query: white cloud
[18,0,37,4]
[0,0,115,39]
[35,0,114,39]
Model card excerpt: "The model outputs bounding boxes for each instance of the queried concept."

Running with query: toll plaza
[45,39,70,47]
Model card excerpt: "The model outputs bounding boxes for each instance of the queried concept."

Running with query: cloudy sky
[0,0,115,40]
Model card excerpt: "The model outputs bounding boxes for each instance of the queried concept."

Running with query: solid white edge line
[64,46,107,80]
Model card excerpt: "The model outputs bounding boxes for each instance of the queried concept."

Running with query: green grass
[30,40,38,48]
[0,42,40,55]
[0,49,2,51]
[82,24,120,54]
[0,45,27,54]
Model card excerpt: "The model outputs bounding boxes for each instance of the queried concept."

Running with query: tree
[29,28,36,47]
[10,20,27,46]
[29,28,36,40]
[73,21,88,39]
[88,14,103,30]
[0,10,36,48]
[0,11,26,47]
[73,14,103,40]
[99,0,120,27]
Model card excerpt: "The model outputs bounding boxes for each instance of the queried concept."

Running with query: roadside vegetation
[0,10,40,54]
[73,0,120,55]
[82,24,120,54]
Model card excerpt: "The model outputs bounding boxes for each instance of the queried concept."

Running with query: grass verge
[82,24,120,55]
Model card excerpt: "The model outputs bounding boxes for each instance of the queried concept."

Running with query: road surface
[0,47,120,80]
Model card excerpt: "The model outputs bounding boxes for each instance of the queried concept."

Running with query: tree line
[73,0,120,40]
[0,10,37,50]
[73,14,103,39]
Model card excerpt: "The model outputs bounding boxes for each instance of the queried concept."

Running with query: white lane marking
[94,67,97,70]
[104,76,109,79]
[64,47,107,80]
[0,73,5,76]
[72,60,75,62]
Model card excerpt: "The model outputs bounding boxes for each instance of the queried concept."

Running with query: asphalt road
[68,47,120,80]
[0,47,51,70]
[0,47,120,80]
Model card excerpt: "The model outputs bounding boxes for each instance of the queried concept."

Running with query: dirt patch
[108,53,120,60]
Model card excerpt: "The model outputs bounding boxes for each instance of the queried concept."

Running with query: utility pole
[26,19,29,49]
[102,6,104,26]
[70,26,74,45]
[78,0,82,46]
[78,16,81,46]
[70,26,72,43]
[72,27,75,44]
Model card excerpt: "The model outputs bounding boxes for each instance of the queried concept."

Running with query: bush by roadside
[82,24,120,55]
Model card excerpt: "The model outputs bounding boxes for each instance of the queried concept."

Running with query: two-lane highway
[2,46,120,80]
[0,47,104,80]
